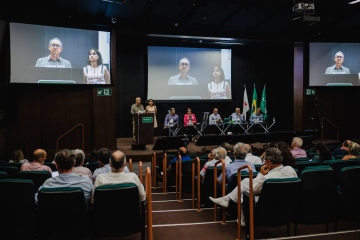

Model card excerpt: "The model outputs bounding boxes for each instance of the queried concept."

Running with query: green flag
[251,85,257,114]
[260,85,268,120]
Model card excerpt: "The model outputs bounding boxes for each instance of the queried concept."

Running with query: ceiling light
[348,0,360,4]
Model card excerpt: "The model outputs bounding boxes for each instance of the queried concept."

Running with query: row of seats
[240,165,360,238]
[0,177,150,240]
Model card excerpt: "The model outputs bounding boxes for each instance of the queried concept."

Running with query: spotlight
[111,17,117,24]
[174,22,178,27]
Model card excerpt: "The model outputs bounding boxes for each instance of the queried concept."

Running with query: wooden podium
[133,113,154,150]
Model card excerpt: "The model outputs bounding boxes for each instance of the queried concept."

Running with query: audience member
[200,147,232,180]
[277,141,297,168]
[93,148,130,182]
[217,142,257,185]
[72,149,93,181]
[221,142,234,160]
[207,66,231,99]
[342,142,360,160]
[312,142,333,163]
[209,147,298,226]
[168,147,192,170]
[35,38,71,68]
[290,137,307,158]
[91,150,146,204]
[145,99,157,128]
[332,139,351,157]
[130,97,145,142]
[87,148,99,165]
[9,149,29,163]
[35,149,93,208]
[244,144,262,165]
[168,57,198,85]
[20,149,52,174]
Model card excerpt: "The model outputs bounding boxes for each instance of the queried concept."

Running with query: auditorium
[0,1,360,240]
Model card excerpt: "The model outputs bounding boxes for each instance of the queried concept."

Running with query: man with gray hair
[91,150,146,204]
[200,147,232,180]
[168,57,198,85]
[210,147,298,226]
[72,149,93,181]
[35,38,71,68]
[217,142,257,185]
[325,51,350,74]
[244,144,262,165]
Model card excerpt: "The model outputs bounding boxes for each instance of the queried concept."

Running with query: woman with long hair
[277,141,297,168]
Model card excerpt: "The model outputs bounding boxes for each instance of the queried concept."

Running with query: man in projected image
[168,57,198,85]
[325,51,350,74]
[35,38,71,68]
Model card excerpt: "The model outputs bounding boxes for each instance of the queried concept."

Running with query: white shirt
[245,153,262,165]
[92,171,146,204]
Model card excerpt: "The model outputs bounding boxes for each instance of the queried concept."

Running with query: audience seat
[0,166,19,178]
[0,179,36,239]
[16,170,51,192]
[37,187,90,239]
[336,166,360,226]
[243,177,302,238]
[292,168,338,235]
[0,170,7,180]
[92,183,146,240]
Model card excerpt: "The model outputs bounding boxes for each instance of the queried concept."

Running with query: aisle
[150,183,241,240]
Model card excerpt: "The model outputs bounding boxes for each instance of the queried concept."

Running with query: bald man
[91,150,146,204]
[20,149,52,174]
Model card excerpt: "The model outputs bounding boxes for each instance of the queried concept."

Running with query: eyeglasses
[336,56,343,59]
[51,43,61,48]
[180,62,189,67]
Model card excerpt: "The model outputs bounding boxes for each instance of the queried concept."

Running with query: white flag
[243,86,250,120]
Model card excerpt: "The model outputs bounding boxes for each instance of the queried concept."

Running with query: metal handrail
[56,124,84,151]
[214,159,226,223]
[145,167,153,240]
[238,164,254,240]
[191,157,201,212]
[321,117,339,141]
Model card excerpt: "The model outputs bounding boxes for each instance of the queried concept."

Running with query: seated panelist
[164,108,179,128]
[209,108,222,125]
[230,107,245,123]
[184,108,197,126]
[249,108,264,124]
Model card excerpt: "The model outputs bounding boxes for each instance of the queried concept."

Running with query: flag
[260,85,268,120]
[242,86,249,121]
[251,84,257,114]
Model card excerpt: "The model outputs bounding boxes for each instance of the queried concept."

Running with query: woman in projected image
[83,48,110,84]
[207,66,231,99]
[145,99,158,128]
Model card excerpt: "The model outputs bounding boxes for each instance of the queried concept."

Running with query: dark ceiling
[2,0,360,43]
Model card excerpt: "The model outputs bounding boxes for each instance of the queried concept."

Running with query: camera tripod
[304,97,323,141]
